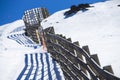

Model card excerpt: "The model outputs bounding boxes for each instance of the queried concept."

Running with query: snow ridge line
[17,53,62,80]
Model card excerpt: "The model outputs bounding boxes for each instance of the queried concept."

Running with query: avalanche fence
[23,7,120,80]
[43,27,120,80]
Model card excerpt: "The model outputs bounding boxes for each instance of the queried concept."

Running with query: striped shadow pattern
[7,33,39,48]
[17,53,62,80]
[10,26,25,33]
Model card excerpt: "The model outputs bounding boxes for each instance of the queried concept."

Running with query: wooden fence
[23,8,49,43]
[43,27,120,80]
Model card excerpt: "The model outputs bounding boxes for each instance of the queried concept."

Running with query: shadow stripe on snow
[46,53,52,80]
[24,54,34,79]
[52,57,62,80]
[7,34,39,48]
[33,53,39,80]
[17,53,63,80]
[7,35,25,45]
[17,54,28,80]
[40,53,44,80]
[10,26,25,33]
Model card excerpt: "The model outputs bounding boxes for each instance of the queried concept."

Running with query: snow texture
[0,0,120,79]
[0,20,64,80]
[41,0,120,77]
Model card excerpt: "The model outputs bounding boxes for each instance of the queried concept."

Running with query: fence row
[43,27,120,80]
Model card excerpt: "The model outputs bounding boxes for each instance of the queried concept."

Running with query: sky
[0,0,106,26]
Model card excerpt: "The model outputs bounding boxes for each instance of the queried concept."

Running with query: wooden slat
[43,27,120,80]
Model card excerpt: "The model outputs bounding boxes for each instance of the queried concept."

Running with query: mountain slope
[41,0,120,77]
[0,0,120,78]
[0,20,64,80]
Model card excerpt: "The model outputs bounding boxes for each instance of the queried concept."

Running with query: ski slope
[41,0,120,77]
[0,20,64,80]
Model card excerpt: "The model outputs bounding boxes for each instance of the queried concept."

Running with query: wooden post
[66,38,75,54]
[65,38,77,68]
[82,45,91,55]
[103,65,114,74]
[73,41,83,59]
[82,45,103,79]
[41,33,47,51]
[35,29,41,44]
[90,54,101,66]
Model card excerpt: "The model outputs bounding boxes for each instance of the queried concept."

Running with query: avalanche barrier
[23,7,120,80]
[43,27,120,80]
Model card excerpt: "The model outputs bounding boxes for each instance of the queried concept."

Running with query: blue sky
[0,0,106,26]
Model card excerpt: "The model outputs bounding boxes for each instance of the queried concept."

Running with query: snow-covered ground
[0,20,64,80]
[41,0,120,77]
[0,0,120,79]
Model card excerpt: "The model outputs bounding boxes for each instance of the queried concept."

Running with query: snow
[41,0,120,77]
[0,20,64,80]
[0,0,120,79]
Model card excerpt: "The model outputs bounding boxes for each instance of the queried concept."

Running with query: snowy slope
[0,20,64,80]
[41,0,120,77]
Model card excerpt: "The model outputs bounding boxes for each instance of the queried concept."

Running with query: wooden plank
[60,62,79,80]
[51,43,90,80]
[73,42,87,76]
[44,31,119,80]
[82,45,102,79]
